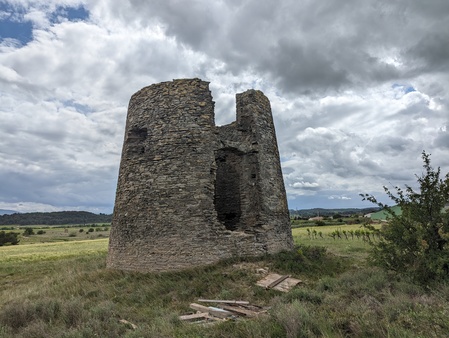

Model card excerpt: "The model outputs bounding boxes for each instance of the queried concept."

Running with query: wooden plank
[203,315,226,322]
[272,277,302,292]
[190,303,213,313]
[220,305,260,317]
[189,303,233,319]
[256,273,284,288]
[179,313,209,321]
[119,319,138,330]
[179,315,226,328]
[197,299,250,305]
[266,275,290,289]
[256,273,302,292]
[179,312,225,322]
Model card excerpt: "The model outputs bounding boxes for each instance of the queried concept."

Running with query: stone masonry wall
[107,78,293,272]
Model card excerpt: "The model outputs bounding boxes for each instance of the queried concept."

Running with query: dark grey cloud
[261,39,350,94]
[434,124,449,149]
[0,168,117,209]
[405,32,449,73]
[116,0,449,96]
[373,136,415,155]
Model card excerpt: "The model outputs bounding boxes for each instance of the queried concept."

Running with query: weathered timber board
[256,273,302,292]
[220,305,261,317]
[197,299,250,305]
[189,303,233,319]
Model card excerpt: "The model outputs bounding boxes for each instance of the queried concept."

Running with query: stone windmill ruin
[107,78,293,272]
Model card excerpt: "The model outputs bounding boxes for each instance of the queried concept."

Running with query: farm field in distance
[0,238,108,263]
[293,222,381,258]
[2,224,110,245]
[1,221,448,337]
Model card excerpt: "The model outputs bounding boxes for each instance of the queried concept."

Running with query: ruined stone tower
[107,78,293,272]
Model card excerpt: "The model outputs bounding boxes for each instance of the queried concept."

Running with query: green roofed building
[369,205,402,221]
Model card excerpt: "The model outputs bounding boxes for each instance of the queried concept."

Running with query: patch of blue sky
[50,5,89,24]
[0,2,32,45]
[63,100,93,115]
[0,3,89,46]
[392,83,416,94]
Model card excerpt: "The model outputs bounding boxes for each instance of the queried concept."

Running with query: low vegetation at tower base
[2,239,449,337]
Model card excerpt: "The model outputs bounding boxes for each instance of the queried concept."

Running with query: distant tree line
[289,207,379,218]
[0,211,112,226]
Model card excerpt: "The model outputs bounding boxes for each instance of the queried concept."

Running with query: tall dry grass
[1,238,449,337]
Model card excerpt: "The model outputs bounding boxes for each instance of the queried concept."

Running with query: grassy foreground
[1,228,449,337]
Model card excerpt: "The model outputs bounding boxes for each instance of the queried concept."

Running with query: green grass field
[1,224,448,337]
[293,224,381,260]
[0,238,108,262]
[5,225,110,245]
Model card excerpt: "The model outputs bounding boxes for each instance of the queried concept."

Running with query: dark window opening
[214,148,242,231]
[126,127,147,155]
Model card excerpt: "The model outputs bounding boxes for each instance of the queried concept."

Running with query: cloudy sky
[1,0,448,214]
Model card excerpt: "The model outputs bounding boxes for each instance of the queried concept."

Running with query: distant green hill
[0,211,112,226]
[0,209,16,215]
[289,207,379,218]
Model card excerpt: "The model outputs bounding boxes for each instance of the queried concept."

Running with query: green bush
[362,152,449,283]
[36,230,46,235]
[0,231,19,246]
[23,227,34,236]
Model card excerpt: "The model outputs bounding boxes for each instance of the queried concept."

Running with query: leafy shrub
[88,228,94,233]
[23,227,34,236]
[315,220,325,226]
[36,230,46,235]
[362,152,449,283]
[0,231,19,246]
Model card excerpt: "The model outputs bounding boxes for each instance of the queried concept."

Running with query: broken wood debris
[189,303,234,319]
[220,304,263,318]
[179,299,267,325]
[119,319,138,330]
[197,299,250,305]
[256,273,302,292]
[179,312,222,321]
